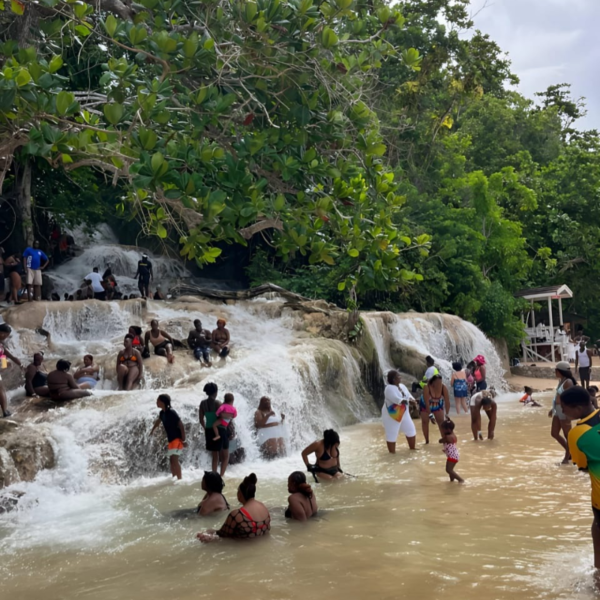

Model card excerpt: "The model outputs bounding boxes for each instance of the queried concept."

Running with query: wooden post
[522,311,526,361]
[548,296,555,363]
[531,300,537,361]
[558,297,564,326]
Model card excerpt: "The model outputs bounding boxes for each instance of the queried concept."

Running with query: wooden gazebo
[515,285,574,362]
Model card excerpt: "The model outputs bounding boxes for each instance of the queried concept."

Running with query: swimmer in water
[520,386,541,407]
[301,429,343,481]
[197,471,230,516]
[145,319,175,364]
[150,394,186,480]
[286,471,318,521]
[441,418,464,483]
[73,354,100,389]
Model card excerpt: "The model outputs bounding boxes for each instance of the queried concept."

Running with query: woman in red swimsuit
[197,473,270,542]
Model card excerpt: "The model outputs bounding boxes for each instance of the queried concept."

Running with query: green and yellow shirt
[569,409,600,509]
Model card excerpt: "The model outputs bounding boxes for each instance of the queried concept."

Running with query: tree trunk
[15,160,33,247]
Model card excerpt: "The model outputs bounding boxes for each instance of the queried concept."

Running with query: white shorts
[381,403,416,441]
[26,268,42,286]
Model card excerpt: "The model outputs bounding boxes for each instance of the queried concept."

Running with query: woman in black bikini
[197,471,230,516]
[116,334,143,390]
[301,429,343,481]
[4,254,24,304]
[286,471,318,521]
[197,473,270,542]
[24,352,49,397]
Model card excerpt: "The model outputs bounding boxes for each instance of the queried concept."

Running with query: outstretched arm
[161,330,173,343]
[443,385,450,415]
[4,348,22,368]
[150,417,161,436]
[487,405,497,440]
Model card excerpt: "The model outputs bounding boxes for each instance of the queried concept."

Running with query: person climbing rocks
[85,267,106,301]
[135,253,153,299]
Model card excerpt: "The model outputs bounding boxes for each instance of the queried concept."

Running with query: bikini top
[120,353,138,363]
[319,445,339,462]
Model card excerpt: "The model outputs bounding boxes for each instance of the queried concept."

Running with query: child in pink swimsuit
[213,393,237,441]
[442,418,464,483]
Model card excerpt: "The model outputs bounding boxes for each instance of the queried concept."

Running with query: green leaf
[48,55,63,74]
[337,281,346,291]
[348,248,359,257]
[157,224,167,238]
[61,153,73,164]
[140,0,159,7]
[15,69,31,87]
[56,91,74,115]
[273,194,285,211]
[105,14,118,37]
[10,0,24,15]
[321,27,338,49]
[103,103,124,125]
[151,152,165,173]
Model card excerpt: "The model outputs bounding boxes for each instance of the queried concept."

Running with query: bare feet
[167,354,175,364]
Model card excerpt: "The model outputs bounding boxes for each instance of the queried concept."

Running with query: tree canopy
[2,0,600,350]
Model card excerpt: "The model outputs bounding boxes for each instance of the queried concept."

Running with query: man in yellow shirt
[562,386,600,570]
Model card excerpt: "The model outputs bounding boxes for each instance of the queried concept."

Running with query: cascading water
[0,293,510,558]
[362,311,506,391]
[48,224,190,297]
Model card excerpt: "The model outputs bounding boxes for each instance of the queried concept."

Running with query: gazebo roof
[514,285,574,301]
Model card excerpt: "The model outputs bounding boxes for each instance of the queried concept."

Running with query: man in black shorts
[134,253,153,299]
[575,340,593,390]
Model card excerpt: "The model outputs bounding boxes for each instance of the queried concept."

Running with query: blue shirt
[23,247,48,270]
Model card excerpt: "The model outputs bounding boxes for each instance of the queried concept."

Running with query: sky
[468,0,600,130]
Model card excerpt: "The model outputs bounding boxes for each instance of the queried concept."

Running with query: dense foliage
[1,0,599,350]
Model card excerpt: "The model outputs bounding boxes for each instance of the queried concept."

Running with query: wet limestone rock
[0,419,55,488]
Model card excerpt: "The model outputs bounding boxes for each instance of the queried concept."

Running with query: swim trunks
[167,438,184,456]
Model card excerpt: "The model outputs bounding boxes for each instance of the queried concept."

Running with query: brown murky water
[0,396,596,600]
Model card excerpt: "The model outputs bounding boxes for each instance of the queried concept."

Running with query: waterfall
[362,311,506,391]
[48,224,190,297]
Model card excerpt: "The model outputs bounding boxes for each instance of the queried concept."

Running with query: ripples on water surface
[0,397,597,600]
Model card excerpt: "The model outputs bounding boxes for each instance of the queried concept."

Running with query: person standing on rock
[85,267,106,301]
[382,370,416,452]
[24,352,49,397]
[150,393,186,480]
[576,341,593,390]
[4,253,24,305]
[22,241,49,302]
[0,323,23,417]
[134,253,153,299]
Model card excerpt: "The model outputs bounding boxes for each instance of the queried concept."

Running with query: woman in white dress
[254,396,286,459]
[382,370,417,453]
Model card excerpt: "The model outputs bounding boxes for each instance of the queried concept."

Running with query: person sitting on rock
[144,319,175,363]
[188,319,212,367]
[211,319,230,359]
[24,352,49,397]
[116,334,143,390]
[153,285,165,300]
[73,354,100,389]
[47,359,92,402]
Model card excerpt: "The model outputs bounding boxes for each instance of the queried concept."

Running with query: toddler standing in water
[213,393,237,441]
[442,418,464,483]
